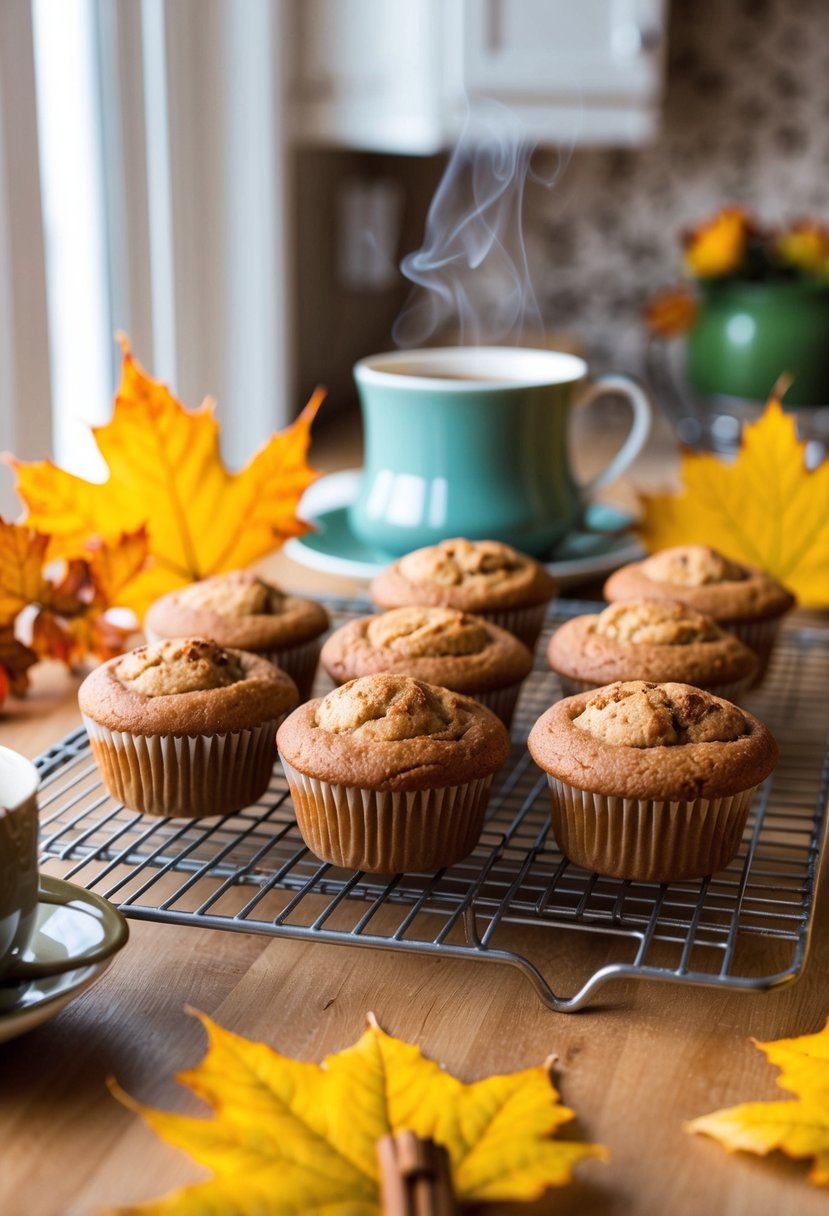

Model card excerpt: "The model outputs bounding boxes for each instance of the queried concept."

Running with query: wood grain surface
[2,423,828,1216]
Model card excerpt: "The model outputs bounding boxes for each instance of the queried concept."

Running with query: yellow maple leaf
[687,1017,829,1185]
[6,336,322,618]
[638,395,829,607]
[108,1012,606,1215]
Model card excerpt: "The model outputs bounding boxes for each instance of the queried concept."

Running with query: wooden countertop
[2,416,829,1216]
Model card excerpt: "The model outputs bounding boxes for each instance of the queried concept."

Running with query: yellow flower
[683,207,750,278]
[775,220,829,277]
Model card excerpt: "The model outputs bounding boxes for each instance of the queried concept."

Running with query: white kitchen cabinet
[289,0,667,152]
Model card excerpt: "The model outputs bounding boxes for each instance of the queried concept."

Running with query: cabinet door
[290,0,451,154]
[462,0,666,143]
[290,0,667,151]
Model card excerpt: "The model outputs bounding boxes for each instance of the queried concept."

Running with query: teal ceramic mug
[349,347,652,558]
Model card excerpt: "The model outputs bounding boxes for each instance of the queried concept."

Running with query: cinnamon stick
[377,1130,458,1216]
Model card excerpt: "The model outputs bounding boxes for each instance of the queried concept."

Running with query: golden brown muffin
[528,680,777,882]
[320,606,533,727]
[80,637,298,818]
[547,599,757,698]
[604,545,795,678]
[145,571,330,700]
[370,538,555,650]
[277,673,510,872]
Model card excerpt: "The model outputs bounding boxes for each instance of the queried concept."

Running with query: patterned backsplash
[524,0,829,373]
[297,0,829,402]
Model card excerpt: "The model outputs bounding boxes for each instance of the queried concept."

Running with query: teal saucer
[285,471,643,589]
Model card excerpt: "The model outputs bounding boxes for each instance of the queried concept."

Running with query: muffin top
[528,680,777,800]
[640,547,746,588]
[547,599,757,688]
[114,638,246,696]
[145,571,330,651]
[604,545,795,623]
[594,599,721,645]
[370,538,556,613]
[277,673,510,791]
[79,637,298,735]
[320,606,533,693]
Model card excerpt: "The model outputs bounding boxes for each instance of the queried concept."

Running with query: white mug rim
[0,745,39,812]
[354,346,588,390]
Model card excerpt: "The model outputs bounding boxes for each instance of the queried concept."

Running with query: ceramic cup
[0,745,118,982]
[349,347,652,558]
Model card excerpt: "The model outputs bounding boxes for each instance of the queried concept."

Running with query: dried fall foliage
[108,1012,606,1215]
[7,335,322,618]
[688,1018,829,1185]
[639,394,829,607]
[0,518,149,699]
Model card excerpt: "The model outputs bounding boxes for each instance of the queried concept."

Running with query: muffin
[79,637,298,818]
[604,545,795,676]
[370,538,556,650]
[320,606,533,728]
[277,673,510,873]
[547,599,758,700]
[528,680,777,883]
[145,571,329,700]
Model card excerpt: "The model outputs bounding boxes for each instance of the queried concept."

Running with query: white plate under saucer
[285,469,644,589]
[0,874,128,1044]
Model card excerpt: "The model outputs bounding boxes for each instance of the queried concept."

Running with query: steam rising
[393,100,571,348]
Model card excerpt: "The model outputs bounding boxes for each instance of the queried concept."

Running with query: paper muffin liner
[725,617,783,685]
[556,673,753,704]
[82,715,281,818]
[280,758,493,873]
[262,637,323,702]
[544,776,757,883]
[481,602,550,651]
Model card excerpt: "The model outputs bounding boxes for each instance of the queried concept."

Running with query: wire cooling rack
[36,599,829,1012]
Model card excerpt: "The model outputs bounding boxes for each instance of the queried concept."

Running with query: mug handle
[576,374,653,501]
[3,881,128,982]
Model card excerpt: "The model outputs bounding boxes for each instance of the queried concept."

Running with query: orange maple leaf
[644,285,699,338]
[6,336,323,617]
[0,517,50,624]
[638,394,829,607]
[687,1018,829,1185]
[107,1012,606,1215]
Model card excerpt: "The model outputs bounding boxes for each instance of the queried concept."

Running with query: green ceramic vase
[687,279,829,406]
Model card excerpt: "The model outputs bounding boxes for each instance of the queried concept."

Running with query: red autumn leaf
[31,610,76,665]
[0,625,38,698]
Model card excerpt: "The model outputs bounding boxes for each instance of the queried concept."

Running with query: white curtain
[0,0,52,518]
[0,0,295,524]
